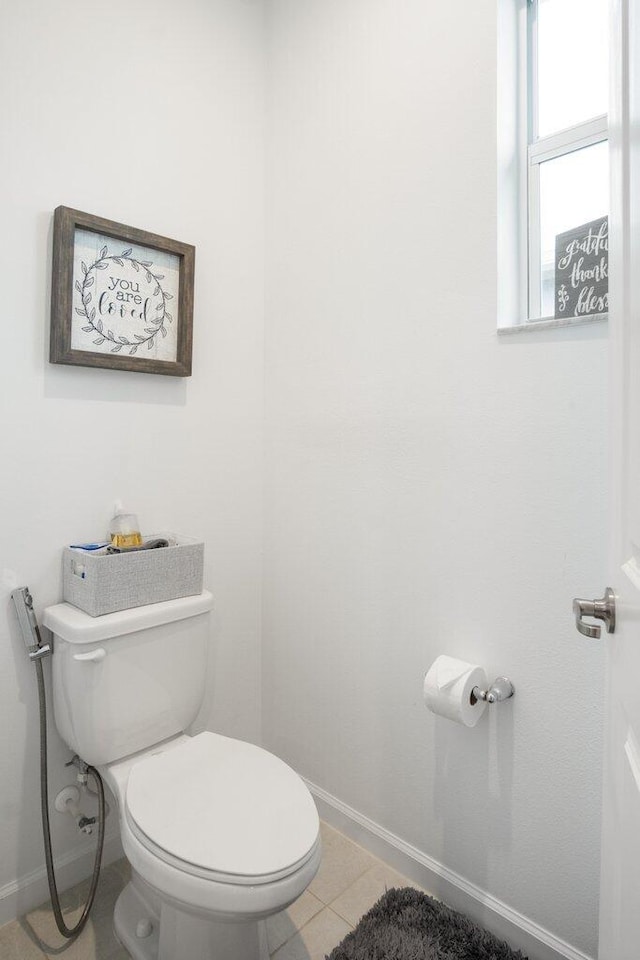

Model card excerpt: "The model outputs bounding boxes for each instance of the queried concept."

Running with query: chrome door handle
[572,588,616,639]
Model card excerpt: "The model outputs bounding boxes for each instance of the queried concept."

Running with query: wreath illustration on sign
[74,245,174,355]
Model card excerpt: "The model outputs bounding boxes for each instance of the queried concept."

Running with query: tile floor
[0,822,426,960]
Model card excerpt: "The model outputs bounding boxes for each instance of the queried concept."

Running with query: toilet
[42,591,321,960]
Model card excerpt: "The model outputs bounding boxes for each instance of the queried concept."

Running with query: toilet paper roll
[423,655,488,727]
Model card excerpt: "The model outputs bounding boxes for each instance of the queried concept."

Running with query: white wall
[0,1,609,955]
[263,1,608,957]
[0,0,264,920]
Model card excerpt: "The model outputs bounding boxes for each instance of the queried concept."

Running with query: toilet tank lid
[42,591,213,644]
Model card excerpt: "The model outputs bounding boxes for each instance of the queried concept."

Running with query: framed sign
[554,215,608,320]
[50,206,195,376]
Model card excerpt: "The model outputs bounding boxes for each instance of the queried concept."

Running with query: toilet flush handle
[73,648,106,663]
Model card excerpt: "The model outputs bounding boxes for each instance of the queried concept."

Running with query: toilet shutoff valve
[55,786,97,835]
[66,754,90,786]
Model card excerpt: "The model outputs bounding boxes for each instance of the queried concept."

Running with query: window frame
[525,0,609,321]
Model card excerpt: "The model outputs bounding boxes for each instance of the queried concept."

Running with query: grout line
[309,859,372,908]
[330,901,357,927]
[296,905,355,940]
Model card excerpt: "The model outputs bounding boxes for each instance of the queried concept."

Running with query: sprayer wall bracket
[28,644,52,661]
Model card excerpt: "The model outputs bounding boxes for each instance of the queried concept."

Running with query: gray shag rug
[326,887,527,960]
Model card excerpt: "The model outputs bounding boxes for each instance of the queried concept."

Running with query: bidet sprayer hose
[35,655,106,940]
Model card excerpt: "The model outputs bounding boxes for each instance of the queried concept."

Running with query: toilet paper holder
[471,676,515,705]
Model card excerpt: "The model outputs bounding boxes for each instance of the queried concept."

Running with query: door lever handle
[573,588,616,639]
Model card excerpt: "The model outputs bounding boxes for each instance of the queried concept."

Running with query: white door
[596,2,640,957]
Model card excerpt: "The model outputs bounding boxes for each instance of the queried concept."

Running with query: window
[498,0,609,328]
[528,0,609,320]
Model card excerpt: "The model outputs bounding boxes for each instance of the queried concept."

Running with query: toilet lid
[125,732,319,881]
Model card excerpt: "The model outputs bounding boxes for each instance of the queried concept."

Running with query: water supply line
[11,587,106,941]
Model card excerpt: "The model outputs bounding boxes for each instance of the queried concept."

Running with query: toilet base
[114,873,269,960]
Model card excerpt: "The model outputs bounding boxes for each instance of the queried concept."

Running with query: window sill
[497,313,608,335]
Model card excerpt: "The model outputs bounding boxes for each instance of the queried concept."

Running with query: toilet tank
[43,591,213,766]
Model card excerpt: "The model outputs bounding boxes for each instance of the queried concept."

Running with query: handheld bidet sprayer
[11,586,51,661]
[9,585,105,940]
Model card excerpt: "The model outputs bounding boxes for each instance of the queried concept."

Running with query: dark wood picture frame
[50,206,195,377]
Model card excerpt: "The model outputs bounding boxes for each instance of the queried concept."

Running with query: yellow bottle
[110,502,142,548]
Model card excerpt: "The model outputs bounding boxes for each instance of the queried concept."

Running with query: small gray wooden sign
[554,215,608,320]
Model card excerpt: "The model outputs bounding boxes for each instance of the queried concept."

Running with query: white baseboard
[307,780,594,960]
[0,829,123,929]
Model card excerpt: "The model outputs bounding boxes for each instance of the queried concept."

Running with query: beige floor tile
[0,918,48,960]
[267,889,324,954]
[270,907,352,960]
[329,861,417,926]
[308,823,377,905]
[4,823,426,960]
[16,862,128,960]
[22,911,121,960]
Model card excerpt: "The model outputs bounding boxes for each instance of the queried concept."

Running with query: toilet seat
[125,732,319,886]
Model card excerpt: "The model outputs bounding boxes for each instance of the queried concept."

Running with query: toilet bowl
[103,732,321,960]
[43,592,321,960]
